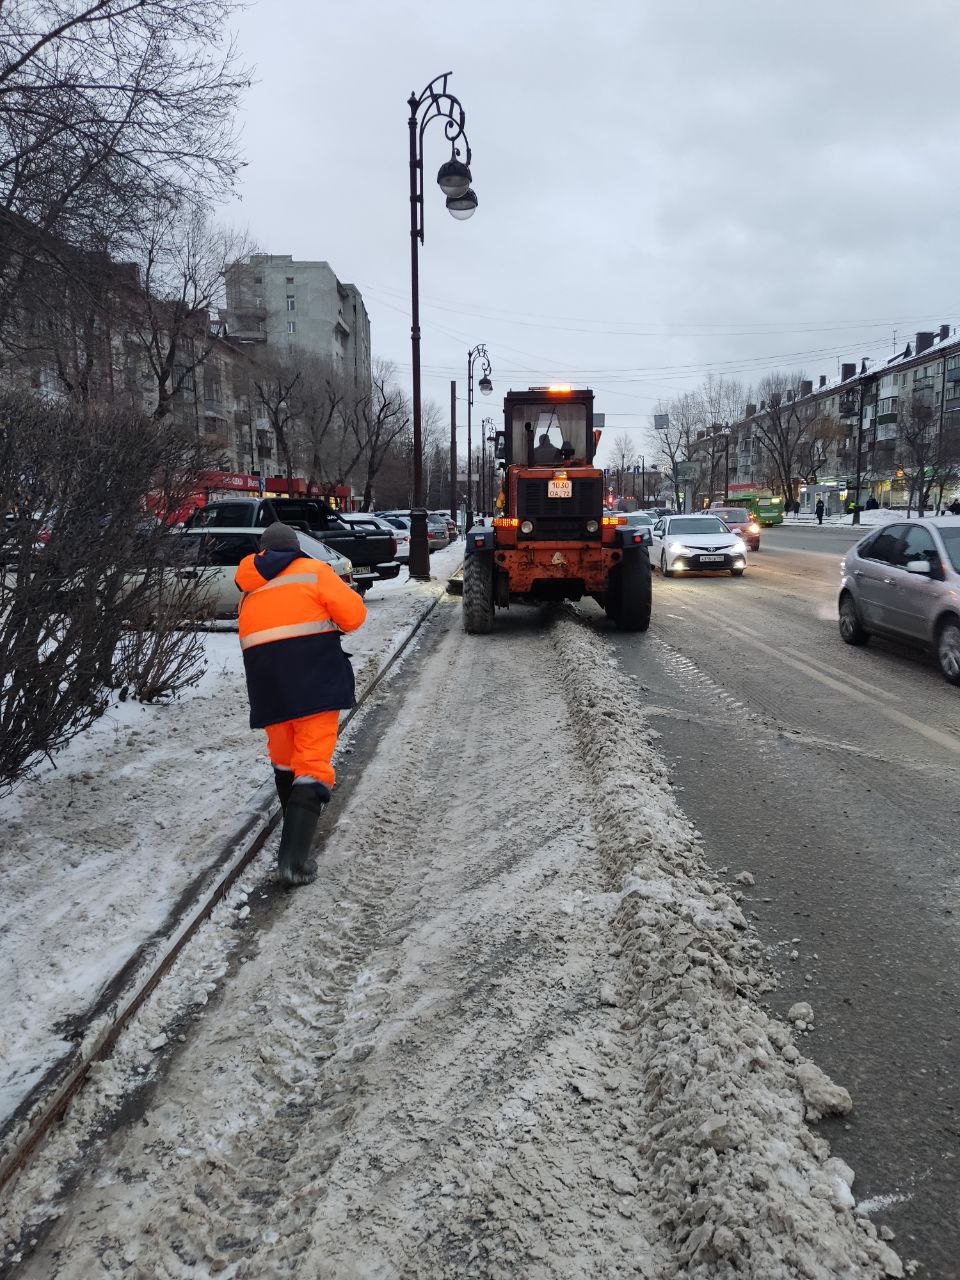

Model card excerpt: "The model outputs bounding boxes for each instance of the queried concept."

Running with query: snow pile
[551,615,904,1278]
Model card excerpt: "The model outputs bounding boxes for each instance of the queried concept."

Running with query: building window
[287,320,296,334]
[254,275,262,284]
[286,276,294,284]
[286,296,296,311]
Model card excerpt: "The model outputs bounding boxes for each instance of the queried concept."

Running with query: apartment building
[694,324,960,512]
[222,254,371,389]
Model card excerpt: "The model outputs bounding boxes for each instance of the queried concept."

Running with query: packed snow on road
[1,566,908,1278]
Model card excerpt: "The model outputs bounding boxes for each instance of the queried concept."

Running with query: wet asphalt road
[596,525,960,1278]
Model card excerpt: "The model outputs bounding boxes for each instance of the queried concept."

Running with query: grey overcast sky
[225,0,960,462]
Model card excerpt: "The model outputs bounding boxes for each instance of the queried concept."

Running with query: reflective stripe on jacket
[235,551,367,728]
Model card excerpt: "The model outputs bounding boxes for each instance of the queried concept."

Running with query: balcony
[946,366,960,381]
[204,398,227,419]
[876,412,898,426]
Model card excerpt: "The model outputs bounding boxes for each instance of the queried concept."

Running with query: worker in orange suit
[235,522,367,886]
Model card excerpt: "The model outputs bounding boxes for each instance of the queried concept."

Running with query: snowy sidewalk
[0,544,462,1131]
[3,602,903,1278]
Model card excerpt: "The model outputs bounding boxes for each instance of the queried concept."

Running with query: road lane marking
[779,647,903,702]
[699,609,903,702]
[680,616,960,755]
[640,705,960,779]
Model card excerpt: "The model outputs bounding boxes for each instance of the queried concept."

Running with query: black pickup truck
[186,498,401,587]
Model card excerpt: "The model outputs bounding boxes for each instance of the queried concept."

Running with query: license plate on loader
[547,479,573,498]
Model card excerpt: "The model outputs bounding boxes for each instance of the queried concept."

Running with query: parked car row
[186,498,400,590]
[374,510,458,561]
[156,528,357,619]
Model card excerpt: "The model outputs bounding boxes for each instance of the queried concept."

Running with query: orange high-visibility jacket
[235,549,366,728]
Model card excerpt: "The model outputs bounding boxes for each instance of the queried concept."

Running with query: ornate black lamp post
[466,344,492,530]
[407,73,477,579]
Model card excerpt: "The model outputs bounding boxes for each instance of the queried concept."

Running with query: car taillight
[390,536,397,557]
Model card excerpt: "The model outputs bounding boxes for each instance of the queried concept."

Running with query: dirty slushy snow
[1,600,903,1277]
[0,548,459,1130]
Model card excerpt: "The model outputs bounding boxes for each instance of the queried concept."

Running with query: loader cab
[500,388,595,468]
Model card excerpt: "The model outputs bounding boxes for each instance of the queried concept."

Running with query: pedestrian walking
[235,522,367,886]
[815,498,825,525]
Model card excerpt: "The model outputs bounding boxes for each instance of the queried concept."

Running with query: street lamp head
[446,188,478,220]
[479,374,493,396]
[437,158,472,198]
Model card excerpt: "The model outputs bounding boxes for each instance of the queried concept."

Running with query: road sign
[654,413,670,431]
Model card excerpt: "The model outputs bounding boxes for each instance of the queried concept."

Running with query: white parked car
[650,514,748,577]
[168,527,361,617]
[341,511,411,564]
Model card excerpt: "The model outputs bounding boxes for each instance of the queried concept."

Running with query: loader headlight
[585,519,599,533]
[521,519,534,533]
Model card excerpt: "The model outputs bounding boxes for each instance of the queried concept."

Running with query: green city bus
[726,492,785,527]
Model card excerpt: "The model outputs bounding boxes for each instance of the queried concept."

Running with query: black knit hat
[260,522,300,552]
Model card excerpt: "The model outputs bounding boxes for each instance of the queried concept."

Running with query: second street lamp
[466,343,492,530]
[407,72,478,579]
[480,415,495,514]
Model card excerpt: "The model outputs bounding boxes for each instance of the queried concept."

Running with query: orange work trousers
[265,709,340,788]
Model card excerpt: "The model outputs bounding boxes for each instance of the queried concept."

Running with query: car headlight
[343,558,353,572]
[585,519,599,533]
[732,538,746,553]
[521,519,534,533]
[747,522,760,534]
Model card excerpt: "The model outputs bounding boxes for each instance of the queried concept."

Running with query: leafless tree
[796,409,843,486]
[895,391,960,516]
[0,390,205,792]
[750,371,809,504]
[295,358,348,490]
[0,0,250,339]
[608,431,637,499]
[347,365,409,511]
[651,402,686,510]
[697,374,746,432]
[253,363,303,491]
[124,200,252,421]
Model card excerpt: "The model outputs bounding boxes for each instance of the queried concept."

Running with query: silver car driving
[838,517,960,684]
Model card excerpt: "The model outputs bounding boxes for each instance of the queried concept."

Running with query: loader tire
[613,549,652,633]
[463,553,495,634]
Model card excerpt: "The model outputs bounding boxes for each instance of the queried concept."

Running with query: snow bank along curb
[0,581,450,1199]
[551,615,904,1278]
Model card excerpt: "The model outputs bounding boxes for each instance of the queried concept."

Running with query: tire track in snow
[10,611,669,1278]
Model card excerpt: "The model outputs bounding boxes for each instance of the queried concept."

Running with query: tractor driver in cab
[533,428,562,464]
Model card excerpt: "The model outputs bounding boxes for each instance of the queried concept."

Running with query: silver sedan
[169,527,357,618]
[838,516,960,684]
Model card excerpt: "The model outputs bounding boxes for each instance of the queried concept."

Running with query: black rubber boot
[273,767,294,811]
[276,782,331,887]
